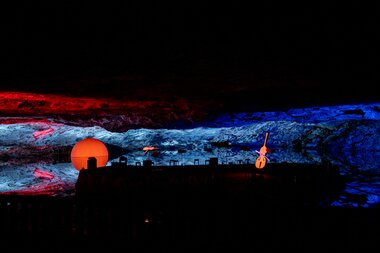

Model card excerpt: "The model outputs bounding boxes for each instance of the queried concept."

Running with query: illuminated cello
[255,132,269,169]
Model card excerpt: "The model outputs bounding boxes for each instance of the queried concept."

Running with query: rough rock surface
[0,100,379,206]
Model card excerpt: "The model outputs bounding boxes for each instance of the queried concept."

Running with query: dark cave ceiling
[0,1,378,109]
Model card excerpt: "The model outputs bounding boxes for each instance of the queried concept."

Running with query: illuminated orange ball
[70,138,108,171]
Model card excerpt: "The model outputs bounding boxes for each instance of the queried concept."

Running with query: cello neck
[263,132,269,147]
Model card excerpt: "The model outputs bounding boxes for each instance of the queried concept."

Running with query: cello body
[255,132,269,169]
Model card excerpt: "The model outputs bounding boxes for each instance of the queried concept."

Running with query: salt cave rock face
[0,102,379,206]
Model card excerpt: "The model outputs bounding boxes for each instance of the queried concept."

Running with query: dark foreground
[0,163,379,250]
[0,195,378,250]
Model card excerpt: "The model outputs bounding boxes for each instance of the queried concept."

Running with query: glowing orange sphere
[70,138,108,171]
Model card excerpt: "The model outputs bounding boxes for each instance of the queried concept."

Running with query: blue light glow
[0,103,379,206]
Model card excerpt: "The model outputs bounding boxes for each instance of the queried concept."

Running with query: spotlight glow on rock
[70,138,108,171]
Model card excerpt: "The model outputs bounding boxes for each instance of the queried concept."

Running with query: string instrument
[255,132,269,169]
